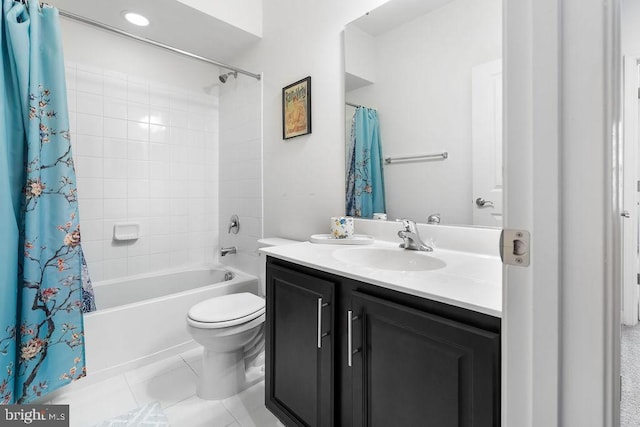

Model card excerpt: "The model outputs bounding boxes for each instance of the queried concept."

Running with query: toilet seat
[188,293,265,329]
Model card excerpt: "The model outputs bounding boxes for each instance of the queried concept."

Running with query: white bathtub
[83,266,259,377]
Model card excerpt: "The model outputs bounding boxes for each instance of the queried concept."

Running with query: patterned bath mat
[93,402,169,426]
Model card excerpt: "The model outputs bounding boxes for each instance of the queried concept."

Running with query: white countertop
[261,240,502,318]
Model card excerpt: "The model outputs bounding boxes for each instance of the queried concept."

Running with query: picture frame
[282,76,312,139]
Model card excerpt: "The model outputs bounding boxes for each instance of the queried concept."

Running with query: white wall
[218,77,263,276]
[175,0,263,37]
[622,0,640,54]
[225,0,389,241]
[346,0,501,224]
[344,25,376,88]
[60,19,220,282]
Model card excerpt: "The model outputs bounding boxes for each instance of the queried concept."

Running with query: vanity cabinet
[350,291,499,427]
[265,263,336,426]
[266,257,501,427]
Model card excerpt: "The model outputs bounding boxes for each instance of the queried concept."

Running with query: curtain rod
[57,9,261,81]
[346,101,376,109]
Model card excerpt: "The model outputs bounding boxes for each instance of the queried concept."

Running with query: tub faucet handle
[228,214,240,234]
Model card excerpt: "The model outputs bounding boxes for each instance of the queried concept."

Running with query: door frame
[622,55,639,326]
[503,0,620,425]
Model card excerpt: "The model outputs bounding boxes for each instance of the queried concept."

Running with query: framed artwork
[282,76,312,139]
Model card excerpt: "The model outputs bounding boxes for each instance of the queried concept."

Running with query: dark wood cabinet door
[350,291,500,427]
[266,263,335,427]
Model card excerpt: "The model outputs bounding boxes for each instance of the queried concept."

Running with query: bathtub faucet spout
[220,246,237,257]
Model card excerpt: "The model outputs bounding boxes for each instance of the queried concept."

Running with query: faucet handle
[395,218,417,232]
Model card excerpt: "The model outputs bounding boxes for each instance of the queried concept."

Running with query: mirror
[344,0,502,227]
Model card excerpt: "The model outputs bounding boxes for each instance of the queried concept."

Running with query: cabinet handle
[348,310,360,367]
[318,298,323,349]
[317,299,330,349]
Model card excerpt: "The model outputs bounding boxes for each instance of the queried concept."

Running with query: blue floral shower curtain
[346,106,386,218]
[0,0,94,404]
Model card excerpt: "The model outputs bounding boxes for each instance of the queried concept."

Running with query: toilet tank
[257,238,300,296]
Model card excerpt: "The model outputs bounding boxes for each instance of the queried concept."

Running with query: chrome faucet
[220,246,237,257]
[397,219,433,252]
[427,213,441,224]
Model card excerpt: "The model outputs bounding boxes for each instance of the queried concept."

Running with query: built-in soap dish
[113,222,140,241]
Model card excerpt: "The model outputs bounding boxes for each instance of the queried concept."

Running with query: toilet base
[196,349,265,400]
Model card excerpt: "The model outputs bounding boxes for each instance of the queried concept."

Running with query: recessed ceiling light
[122,11,149,27]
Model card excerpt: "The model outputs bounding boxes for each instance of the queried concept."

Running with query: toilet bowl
[187,237,300,400]
[187,292,266,400]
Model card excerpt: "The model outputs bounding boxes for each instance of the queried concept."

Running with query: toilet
[186,237,299,400]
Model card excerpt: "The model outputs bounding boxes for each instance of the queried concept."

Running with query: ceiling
[48,0,261,64]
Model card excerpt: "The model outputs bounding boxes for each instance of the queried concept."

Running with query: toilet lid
[188,293,265,326]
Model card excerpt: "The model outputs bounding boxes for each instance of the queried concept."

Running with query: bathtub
[83,266,259,377]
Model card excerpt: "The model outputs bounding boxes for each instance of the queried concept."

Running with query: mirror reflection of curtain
[345,107,386,218]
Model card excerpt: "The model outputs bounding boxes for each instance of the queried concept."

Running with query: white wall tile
[71,62,219,283]
[127,141,149,161]
[149,124,169,143]
[103,198,127,218]
[149,180,168,199]
[127,180,149,199]
[103,239,128,260]
[104,118,127,139]
[76,113,103,137]
[128,121,149,142]
[77,177,104,199]
[103,138,127,158]
[79,199,103,220]
[149,107,170,126]
[104,158,127,179]
[103,258,128,280]
[76,135,103,158]
[104,179,127,199]
[127,81,149,104]
[104,97,127,119]
[150,143,170,162]
[76,156,104,178]
[77,92,104,116]
[170,111,189,129]
[127,255,150,276]
[127,160,149,180]
[77,70,103,95]
[149,85,171,108]
[128,103,149,123]
[127,237,149,257]
[128,198,150,217]
[149,161,170,181]
[81,219,104,241]
[67,89,77,112]
[104,77,127,100]
[65,66,77,91]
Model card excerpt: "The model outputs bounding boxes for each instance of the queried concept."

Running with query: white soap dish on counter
[310,234,374,245]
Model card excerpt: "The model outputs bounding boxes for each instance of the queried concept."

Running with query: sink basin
[333,247,446,271]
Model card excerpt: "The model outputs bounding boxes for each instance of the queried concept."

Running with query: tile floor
[47,347,283,427]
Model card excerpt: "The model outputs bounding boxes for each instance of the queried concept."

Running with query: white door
[622,56,640,326]
[472,59,503,227]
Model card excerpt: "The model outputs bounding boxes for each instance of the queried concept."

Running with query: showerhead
[219,71,238,83]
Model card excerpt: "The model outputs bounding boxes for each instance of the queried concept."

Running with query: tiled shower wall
[68,62,219,282]
[218,77,263,277]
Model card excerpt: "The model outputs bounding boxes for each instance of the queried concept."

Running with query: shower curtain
[0,0,94,404]
[346,106,386,218]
